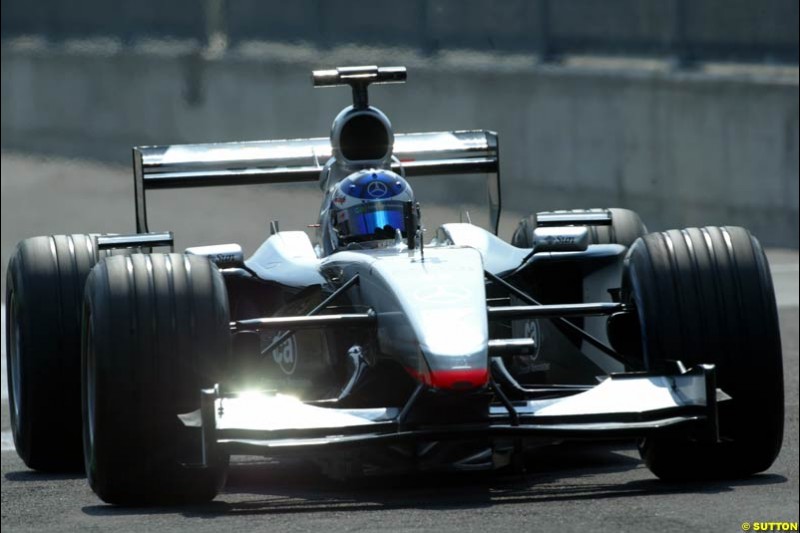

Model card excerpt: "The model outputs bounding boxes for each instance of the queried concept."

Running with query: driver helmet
[329,169,414,248]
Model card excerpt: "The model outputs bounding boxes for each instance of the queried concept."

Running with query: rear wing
[132,130,501,234]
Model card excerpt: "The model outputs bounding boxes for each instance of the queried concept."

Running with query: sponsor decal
[523,319,542,360]
[211,253,237,264]
[542,235,576,245]
[348,171,406,199]
[366,180,389,198]
[266,333,298,375]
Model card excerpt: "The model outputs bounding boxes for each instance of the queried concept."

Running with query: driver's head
[329,169,414,248]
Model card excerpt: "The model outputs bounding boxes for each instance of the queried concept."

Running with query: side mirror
[531,226,589,253]
[185,243,245,269]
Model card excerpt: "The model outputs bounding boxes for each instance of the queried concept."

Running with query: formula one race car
[6,66,784,505]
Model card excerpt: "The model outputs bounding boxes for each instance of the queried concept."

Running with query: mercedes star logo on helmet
[366,180,389,198]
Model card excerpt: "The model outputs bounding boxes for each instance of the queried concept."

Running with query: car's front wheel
[624,226,783,480]
[82,253,230,504]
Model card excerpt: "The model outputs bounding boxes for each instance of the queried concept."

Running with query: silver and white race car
[5,66,784,505]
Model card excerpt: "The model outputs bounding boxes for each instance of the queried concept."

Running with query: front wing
[180,365,724,462]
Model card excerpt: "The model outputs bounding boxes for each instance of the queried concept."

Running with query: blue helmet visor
[336,202,407,242]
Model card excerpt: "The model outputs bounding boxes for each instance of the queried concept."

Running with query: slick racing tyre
[6,234,111,472]
[624,227,783,480]
[511,208,647,249]
[82,254,230,504]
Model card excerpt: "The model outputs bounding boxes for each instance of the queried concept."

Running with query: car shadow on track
[78,442,789,518]
[4,470,85,482]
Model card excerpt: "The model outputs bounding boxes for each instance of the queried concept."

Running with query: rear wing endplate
[132,130,501,234]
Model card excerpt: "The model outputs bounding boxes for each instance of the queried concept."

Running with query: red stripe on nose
[429,368,489,390]
[404,367,489,390]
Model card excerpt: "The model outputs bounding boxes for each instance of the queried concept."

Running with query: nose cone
[370,247,489,391]
[416,305,489,390]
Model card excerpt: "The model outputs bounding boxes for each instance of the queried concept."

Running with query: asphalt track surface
[1,152,798,532]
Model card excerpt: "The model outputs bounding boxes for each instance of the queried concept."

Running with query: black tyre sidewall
[625,227,784,479]
[83,253,230,505]
[5,235,99,472]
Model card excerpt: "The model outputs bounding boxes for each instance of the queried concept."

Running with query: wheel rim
[8,292,22,427]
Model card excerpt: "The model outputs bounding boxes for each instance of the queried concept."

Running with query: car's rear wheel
[5,234,109,472]
[624,226,783,480]
[511,208,647,249]
[82,253,230,504]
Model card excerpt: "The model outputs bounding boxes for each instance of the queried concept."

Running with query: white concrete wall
[2,45,797,247]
